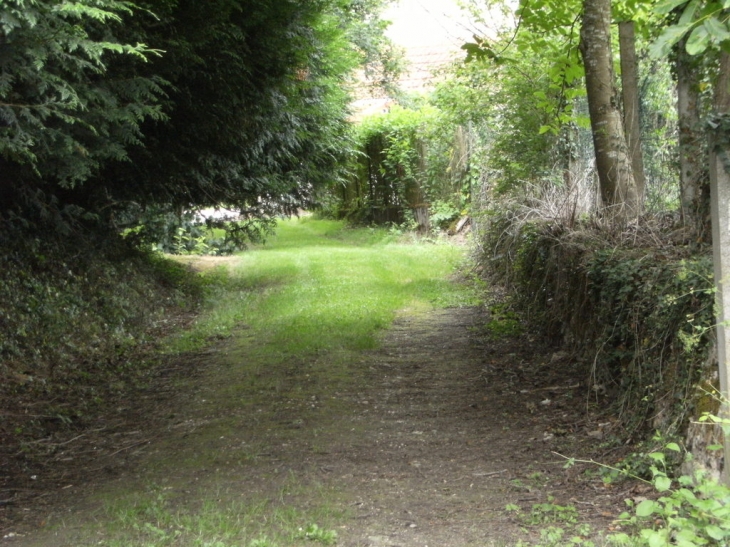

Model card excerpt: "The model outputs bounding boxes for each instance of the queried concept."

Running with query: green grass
[97,481,344,547]
[43,218,478,547]
[168,217,478,355]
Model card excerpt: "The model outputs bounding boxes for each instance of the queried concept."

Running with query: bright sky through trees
[383,0,472,49]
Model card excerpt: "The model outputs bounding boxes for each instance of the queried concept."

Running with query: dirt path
[3,306,627,546]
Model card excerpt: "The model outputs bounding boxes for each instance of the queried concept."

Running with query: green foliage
[452,0,679,211]
[507,497,594,547]
[523,435,730,547]
[337,0,403,95]
[516,525,595,547]
[0,0,163,181]
[604,444,730,547]
[336,102,469,228]
[485,302,523,338]
[97,482,345,547]
[0,0,396,241]
[437,29,592,198]
[96,0,361,224]
[526,498,580,525]
[429,200,461,229]
[124,208,275,256]
[651,0,730,57]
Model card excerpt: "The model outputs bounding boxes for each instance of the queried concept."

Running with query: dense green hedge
[483,213,716,438]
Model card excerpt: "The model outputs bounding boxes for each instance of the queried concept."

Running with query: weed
[296,523,338,544]
[557,422,730,547]
[526,498,579,525]
[507,497,579,527]
[486,303,523,338]
[507,497,592,547]
[97,486,344,547]
[248,538,276,547]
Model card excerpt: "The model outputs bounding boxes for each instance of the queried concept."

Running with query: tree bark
[618,20,645,209]
[677,39,709,238]
[710,50,730,484]
[410,139,430,232]
[580,0,639,223]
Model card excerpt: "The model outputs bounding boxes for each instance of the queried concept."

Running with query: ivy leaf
[706,525,725,540]
[635,499,660,517]
[665,442,681,452]
[686,24,711,54]
[653,474,672,492]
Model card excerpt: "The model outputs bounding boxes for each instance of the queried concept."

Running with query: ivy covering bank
[483,211,716,439]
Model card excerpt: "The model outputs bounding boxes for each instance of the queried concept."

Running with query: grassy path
[169,219,475,357]
[9,219,613,547]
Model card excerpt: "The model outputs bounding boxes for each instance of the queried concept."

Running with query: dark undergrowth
[0,228,205,472]
[479,208,718,443]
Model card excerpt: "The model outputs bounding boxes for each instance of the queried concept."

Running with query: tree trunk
[409,139,430,232]
[618,20,645,209]
[580,0,639,223]
[677,39,709,238]
[710,50,730,484]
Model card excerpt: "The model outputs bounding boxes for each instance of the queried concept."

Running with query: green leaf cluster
[651,0,730,57]
[613,457,730,547]
[0,0,165,191]
[334,102,469,227]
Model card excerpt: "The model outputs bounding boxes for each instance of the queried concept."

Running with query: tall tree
[677,37,709,236]
[0,0,397,238]
[580,0,639,222]
[618,20,646,208]
[93,0,355,217]
[710,50,730,484]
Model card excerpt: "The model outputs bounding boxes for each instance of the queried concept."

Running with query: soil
[1,305,640,546]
